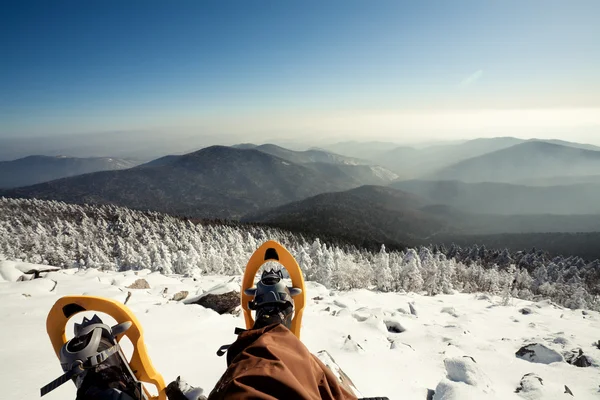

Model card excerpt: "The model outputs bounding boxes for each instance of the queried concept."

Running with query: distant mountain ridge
[430,141,600,183]
[391,179,600,215]
[253,143,370,165]
[245,185,450,245]
[246,185,600,247]
[321,137,600,180]
[0,146,396,219]
[0,155,138,189]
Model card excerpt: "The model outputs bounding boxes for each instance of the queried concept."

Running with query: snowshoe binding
[246,269,301,330]
[41,314,145,399]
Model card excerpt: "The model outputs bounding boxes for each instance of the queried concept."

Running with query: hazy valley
[1,136,600,259]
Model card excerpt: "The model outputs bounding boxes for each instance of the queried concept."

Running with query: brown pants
[208,324,358,400]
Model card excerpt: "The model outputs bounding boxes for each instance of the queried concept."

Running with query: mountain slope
[246,185,600,247]
[391,180,600,215]
[253,144,399,185]
[0,146,381,219]
[325,137,600,180]
[362,137,526,177]
[431,141,600,183]
[254,144,369,165]
[0,155,138,188]
[245,186,454,245]
[318,141,402,160]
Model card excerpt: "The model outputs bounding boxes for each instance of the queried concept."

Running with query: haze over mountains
[0,146,397,219]
[391,180,600,215]
[0,155,138,189]
[430,141,600,183]
[2,136,600,257]
[246,185,600,244]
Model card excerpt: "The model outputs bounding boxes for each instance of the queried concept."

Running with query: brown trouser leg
[208,324,357,400]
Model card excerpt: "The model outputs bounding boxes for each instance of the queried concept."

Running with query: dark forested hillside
[1,146,398,219]
[0,155,138,188]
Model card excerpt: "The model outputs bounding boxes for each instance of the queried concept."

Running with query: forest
[1,197,598,311]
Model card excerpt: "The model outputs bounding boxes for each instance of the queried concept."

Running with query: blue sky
[1,0,599,142]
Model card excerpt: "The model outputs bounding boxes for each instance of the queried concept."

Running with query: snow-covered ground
[1,260,599,400]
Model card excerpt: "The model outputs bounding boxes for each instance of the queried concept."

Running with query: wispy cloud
[459,69,484,87]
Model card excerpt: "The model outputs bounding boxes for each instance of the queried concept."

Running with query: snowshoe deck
[241,240,306,338]
[46,295,166,400]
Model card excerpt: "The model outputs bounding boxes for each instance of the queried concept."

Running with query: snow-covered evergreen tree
[1,197,599,311]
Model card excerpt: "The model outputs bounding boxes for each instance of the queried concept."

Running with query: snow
[516,343,564,364]
[0,260,60,282]
[1,264,599,400]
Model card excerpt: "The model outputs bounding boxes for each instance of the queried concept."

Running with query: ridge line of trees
[1,197,598,311]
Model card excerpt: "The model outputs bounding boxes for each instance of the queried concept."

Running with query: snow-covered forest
[1,197,598,311]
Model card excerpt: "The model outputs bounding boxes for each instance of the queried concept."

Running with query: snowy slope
[0,261,598,400]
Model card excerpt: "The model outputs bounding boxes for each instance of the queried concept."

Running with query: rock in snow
[515,373,544,399]
[189,291,240,315]
[515,344,563,364]
[433,357,494,399]
[342,335,364,352]
[409,302,418,317]
[564,348,594,368]
[126,278,150,289]
[441,307,459,318]
[383,320,406,334]
[171,290,189,302]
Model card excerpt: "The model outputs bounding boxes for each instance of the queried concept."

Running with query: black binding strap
[40,344,121,396]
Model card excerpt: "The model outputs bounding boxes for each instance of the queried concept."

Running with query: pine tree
[375,245,393,292]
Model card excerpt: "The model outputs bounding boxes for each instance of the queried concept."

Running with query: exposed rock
[426,388,435,400]
[312,296,324,301]
[384,320,406,334]
[390,340,414,351]
[441,307,459,318]
[22,266,60,279]
[552,336,569,346]
[342,335,364,352]
[519,308,533,315]
[515,373,544,397]
[190,291,240,314]
[127,279,150,289]
[564,385,573,396]
[171,291,189,302]
[409,302,418,317]
[396,307,408,314]
[564,348,593,368]
[516,343,563,364]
